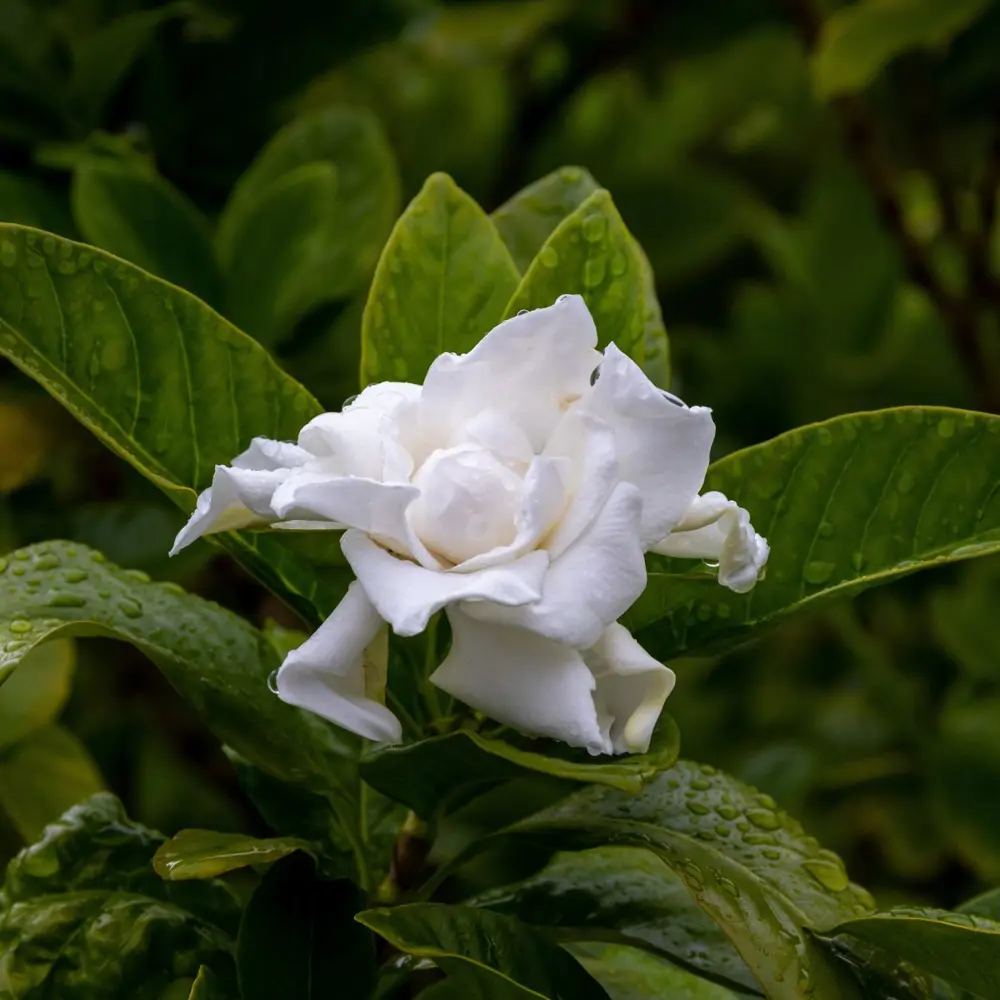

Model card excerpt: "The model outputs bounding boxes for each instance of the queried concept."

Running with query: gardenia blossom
[171,296,768,755]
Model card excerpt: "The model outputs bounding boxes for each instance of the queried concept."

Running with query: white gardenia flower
[171,296,768,755]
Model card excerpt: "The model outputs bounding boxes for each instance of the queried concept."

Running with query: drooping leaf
[0,541,358,802]
[0,223,347,623]
[154,830,315,881]
[627,408,1000,661]
[471,847,758,996]
[237,854,376,1000]
[490,167,669,386]
[567,943,740,1000]
[360,172,519,386]
[360,715,680,818]
[218,108,399,344]
[0,724,104,842]
[812,0,992,99]
[358,903,611,1000]
[71,156,222,305]
[503,189,646,363]
[0,639,74,750]
[828,907,1000,1000]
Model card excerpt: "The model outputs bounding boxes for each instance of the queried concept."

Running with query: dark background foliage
[1,0,999,914]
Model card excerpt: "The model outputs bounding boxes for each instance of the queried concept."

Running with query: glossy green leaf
[490,167,669,385]
[0,794,239,998]
[154,830,315,881]
[503,189,646,362]
[237,855,375,1000]
[0,638,74,750]
[0,541,357,801]
[568,943,739,1000]
[438,762,873,1000]
[472,847,758,995]
[218,108,399,343]
[360,172,519,386]
[71,157,222,305]
[960,886,1000,920]
[358,903,611,1000]
[0,223,346,623]
[812,0,991,99]
[627,408,1000,660]
[360,715,679,818]
[829,907,1000,1000]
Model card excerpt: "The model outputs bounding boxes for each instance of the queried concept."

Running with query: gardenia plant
[171,294,768,754]
[0,164,998,1000]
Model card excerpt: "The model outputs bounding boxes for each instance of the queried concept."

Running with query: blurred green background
[1,0,999,913]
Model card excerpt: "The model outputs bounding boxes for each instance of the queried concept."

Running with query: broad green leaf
[72,157,222,305]
[568,943,739,1000]
[360,172,519,386]
[154,830,315,881]
[360,715,680,818]
[0,724,104,841]
[829,907,1000,1000]
[218,108,400,343]
[490,167,669,386]
[0,639,74,750]
[436,762,873,1000]
[503,190,646,362]
[237,855,375,1000]
[0,794,239,998]
[358,903,611,1000]
[960,886,1000,921]
[812,0,991,99]
[0,223,346,624]
[627,408,1000,660]
[189,966,233,999]
[472,847,758,996]
[0,541,357,800]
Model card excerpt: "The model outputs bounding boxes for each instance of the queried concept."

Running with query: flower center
[408,445,523,564]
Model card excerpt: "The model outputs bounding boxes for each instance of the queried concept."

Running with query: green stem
[423,613,444,720]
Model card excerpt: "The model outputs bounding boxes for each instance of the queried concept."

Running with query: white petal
[584,624,675,754]
[462,482,646,649]
[275,582,401,743]
[454,408,534,469]
[652,491,770,594]
[297,409,412,481]
[270,473,422,559]
[432,608,611,754]
[582,344,716,547]
[231,436,312,471]
[170,465,290,555]
[342,529,549,637]
[421,296,602,452]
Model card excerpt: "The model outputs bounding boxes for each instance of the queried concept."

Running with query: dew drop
[818,521,835,538]
[5,639,27,653]
[47,593,86,608]
[716,603,731,619]
[714,824,730,838]
[937,417,956,438]
[716,876,740,898]
[747,809,780,830]
[0,558,7,574]
[686,800,712,816]
[717,805,738,821]
[582,214,607,243]
[64,569,88,584]
[609,252,627,276]
[816,427,833,445]
[124,569,151,584]
[560,167,584,183]
[267,670,280,694]
[539,246,559,268]
[696,603,712,621]
[0,240,17,268]
[12,566,24,576]
[90,551,107,563]
[42,237,56,256]
[743,832,777,846]
[517,309,529,316]
[803,561,835,585]
[9,620,32,634]
[689,779,711,791]
[762,848,782,860]
[34,555,60,572]
[160,581,186,596]
[118,598,143,619]
[13,551,30,561]
[851,551,866,572]
[803,859,849,892]
[583,255,606,287]
[898,471,915,494]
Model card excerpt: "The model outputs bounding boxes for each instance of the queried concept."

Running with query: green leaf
[71,157,221,305]
[439,762,873,1000]
[812,0,991,99]
[0,223,346,624]
[0,639,74,750]
[237,855,375,1000]
[0,724,104,842]
[189,966,233,999]
[490,167,669,386]
[960,886,1000,921]
[472,847,758,996]
[154,830,315,881]
[218,108,400,344]
[503,190,646,363]
[829,907,1000,1000]
[360,715,680,818]
[0,541,357,800]
[360,172,520,386]
[567,943,740,1000]
[627,408,1000,660]
[358,903,611,1000]
[0,794,239,998]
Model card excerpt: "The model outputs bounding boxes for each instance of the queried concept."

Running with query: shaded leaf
[0,398,53,494]
[361,172,519,385]
[627,408,1000,660]
[360,715,680,818]
[71,157,221,305]
[0,170,72,234]
[237,854,375,1000]
[189,965,233,999]
[358,903,611,999]
[154,830,315,881]
[959,886,1000,921]
[0,639,74,750]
